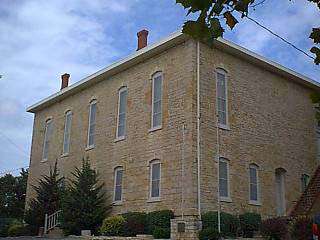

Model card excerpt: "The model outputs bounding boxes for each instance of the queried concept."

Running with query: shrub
[289,216,313,240]
[100,215,125,236]
[152,227,170,239]
[239,212,261,238]
[147,210,174,235]
[122,212,147,236]
[199,227,221,240]
[261,217,288,240]
[7,221,29,237]
[202,211,239,237]
[0,218,16,237]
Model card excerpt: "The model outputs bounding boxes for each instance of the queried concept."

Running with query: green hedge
[202,211,239,237]
[199,227,221,240]
[152,227,171,239]
[146,210,174,235]
[0,218,16,237]
[122,212,147,236]
[100,215,125,236]
[100,210,174,239]
[239,212,261,237]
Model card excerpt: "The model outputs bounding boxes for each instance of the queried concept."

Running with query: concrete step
[45,226,64,238]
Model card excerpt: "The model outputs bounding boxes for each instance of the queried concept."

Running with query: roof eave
[26,31,188,113]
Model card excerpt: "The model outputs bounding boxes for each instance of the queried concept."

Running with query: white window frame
[150,72,163,131]
[62,110,72,155]
[113,167,123,203]
[149,160,161,201]
[249,164,261,205]
[219,157,231,202]
[42,119,53,162]
[215,68,229,130]
[116,87,128,140]
[87,100,97,149]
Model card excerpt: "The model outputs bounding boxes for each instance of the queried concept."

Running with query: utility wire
[0,131,29,156]
[245,15,316,61]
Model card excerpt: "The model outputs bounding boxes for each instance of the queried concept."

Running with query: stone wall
[197,41,319,217]
[26,39,199,217]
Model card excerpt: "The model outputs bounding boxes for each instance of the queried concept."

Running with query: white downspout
[215,72,221,233]
[196,41,201,220]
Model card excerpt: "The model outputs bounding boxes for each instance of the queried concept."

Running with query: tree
[61,158,110,235]
[0,169,28,219]
[24,161,63,233]
[176,0,320,65]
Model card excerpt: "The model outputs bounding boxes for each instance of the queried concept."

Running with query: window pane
[119,90,127,113]
[219,161,228,179]
[115,186,122,201]
[63,112,72,154]
[250,184,258,201]
[250,167,257,184]
[43,121,52,160]
[152,163,160,180]
[116,170,123,184]
[154,76,162,101]
[219,160,229,198]
[217,73,226,98]
[152,73,162,128]
[90,103,96,123]
[219,179,228,197]
[114,169,123,201]
[153,112,162,128]
[153,101,161,114]
[218,111,226,125]
[218,98,226,112]
[151,180,160,198]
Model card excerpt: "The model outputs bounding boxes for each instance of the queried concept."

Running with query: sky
[0,0,319,175]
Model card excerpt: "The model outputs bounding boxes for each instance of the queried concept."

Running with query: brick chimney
[61,73,70,90]
[137,29,149,50]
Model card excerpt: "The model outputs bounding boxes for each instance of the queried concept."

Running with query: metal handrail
[44,210,62,234]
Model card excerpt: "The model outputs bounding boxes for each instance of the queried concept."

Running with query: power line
[244,15,316,61]
[0,131,29,156]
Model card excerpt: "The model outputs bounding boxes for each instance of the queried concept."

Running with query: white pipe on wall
[196,41,201,220]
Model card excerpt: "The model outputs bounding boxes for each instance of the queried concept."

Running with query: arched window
[301,174,310,192]
[249,164,260,204]
[87,100,97,148]
[219,157,230,201]
[149,160,161,199]
[116,87,128,139]
[275,168,287,216]
[215,68,228,128]
[151,72,163,129]
[63,110,72,155]
[114,167,124,202]
[42,118,53,161]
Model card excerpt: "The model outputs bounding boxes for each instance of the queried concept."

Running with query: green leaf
[310,92,320,103]
[209,17,225,39]
[223,11,238,30]
[311,46,320,65]
[310,28,320,44]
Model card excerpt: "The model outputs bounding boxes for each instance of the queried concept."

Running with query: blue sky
[0,0,319,175]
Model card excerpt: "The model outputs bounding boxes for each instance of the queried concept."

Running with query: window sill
[114,136,126,143]
[147,198,161,203]
[112,201,123,206]
[61,153,69,158]
[218,124,230,131]
[249,201,262,206]
[149,126,162,133]
[220,197,232,203]
[40,159,48,163]
[85,145,95,151]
